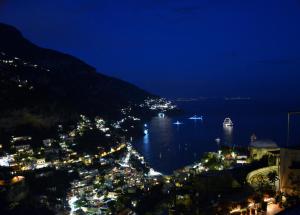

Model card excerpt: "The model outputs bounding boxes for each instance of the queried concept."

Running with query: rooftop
[250,140,278,148]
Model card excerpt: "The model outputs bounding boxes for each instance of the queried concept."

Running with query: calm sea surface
[133,100,300,174]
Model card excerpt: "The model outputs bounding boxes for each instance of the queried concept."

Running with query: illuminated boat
[189,115,203,120]
[173,120,183,125]
[215,138,221,143]
[158,113,165,118]
[223,118,233,127]
[144,129,148,135]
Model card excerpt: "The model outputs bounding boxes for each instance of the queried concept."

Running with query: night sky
[1,0,300,100]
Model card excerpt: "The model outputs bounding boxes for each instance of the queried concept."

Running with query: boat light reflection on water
[223,125,233,145]
[138,114,222,174]
[135,114,236,174]
[141,116,173,163]
[143,129,150,156]
[134,98,288,174]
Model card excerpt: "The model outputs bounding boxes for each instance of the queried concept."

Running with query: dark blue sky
[1,0,300,99]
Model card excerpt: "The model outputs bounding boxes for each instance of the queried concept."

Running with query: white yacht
[173,120,183,125]
[189,115,203,120]
[223,118,233,127]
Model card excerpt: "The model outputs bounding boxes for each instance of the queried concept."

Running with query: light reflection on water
[223,126,233,145]
[134,115,219,174]
[143,133,149,155]
[133,101,290,174]
[142,117,174,160]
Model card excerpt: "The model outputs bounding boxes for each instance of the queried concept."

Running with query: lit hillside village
[2,110,300,214]
[1,52,300,214]
[0,98,174,214]
[0,52,178,213]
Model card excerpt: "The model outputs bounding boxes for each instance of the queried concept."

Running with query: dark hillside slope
[0,23,155,141]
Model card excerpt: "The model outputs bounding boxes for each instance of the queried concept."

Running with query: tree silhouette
[267,171,279,190]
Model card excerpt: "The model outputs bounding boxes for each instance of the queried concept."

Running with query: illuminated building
[249,140,279,161]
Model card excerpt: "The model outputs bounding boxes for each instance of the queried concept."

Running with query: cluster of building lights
[0,51,51,72]
[140,98,177,111]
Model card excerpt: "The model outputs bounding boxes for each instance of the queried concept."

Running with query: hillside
[0,23,156,142]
